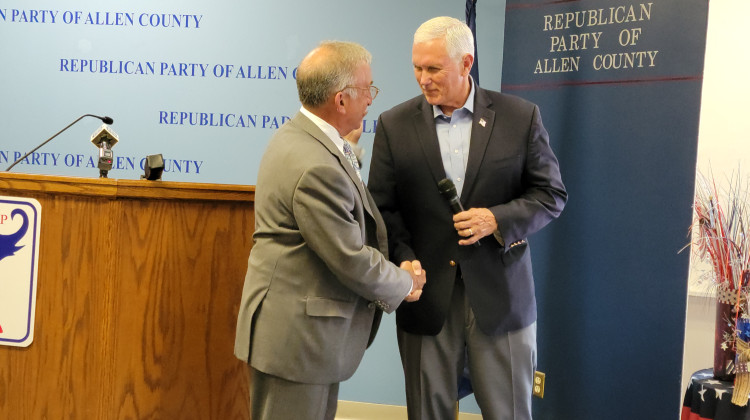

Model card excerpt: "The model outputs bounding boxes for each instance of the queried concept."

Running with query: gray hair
[296,41,372,108]
[414,16,474,62]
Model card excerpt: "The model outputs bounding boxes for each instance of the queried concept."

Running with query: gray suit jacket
[369,87,567,337]
[234,112,412,385]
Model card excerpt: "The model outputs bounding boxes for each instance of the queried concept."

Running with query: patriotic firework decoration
[692,169,750,406]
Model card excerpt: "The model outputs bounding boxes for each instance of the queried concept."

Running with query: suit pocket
[487,153,522,168]
[305,297,356,319]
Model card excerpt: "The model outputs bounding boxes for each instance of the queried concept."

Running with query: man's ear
[462,53,475,76]
[335,91,346,113]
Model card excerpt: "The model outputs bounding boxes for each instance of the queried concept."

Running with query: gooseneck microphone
[438,178,481,247]
[5,114,114,172]
[90,124,119,178]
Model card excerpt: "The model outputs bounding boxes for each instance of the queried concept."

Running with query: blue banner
[502,1,708,418]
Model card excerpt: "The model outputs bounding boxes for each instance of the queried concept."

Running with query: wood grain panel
[0,173,254,419]
[108,198,252,419]
[0,193,116,419]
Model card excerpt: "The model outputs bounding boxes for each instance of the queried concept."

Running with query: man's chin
[422,92,441,104]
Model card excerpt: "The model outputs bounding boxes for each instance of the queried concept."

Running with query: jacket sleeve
[490,104,568,249]
[293,162,412,312]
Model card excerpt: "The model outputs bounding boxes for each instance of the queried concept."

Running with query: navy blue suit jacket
[368,87,567,336]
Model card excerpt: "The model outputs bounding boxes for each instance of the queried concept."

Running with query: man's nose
[419,73,431,87]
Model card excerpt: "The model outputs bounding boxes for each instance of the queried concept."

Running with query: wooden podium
[0,173,254,419]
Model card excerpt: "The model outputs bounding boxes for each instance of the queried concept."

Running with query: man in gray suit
[234,41,425,420]
[368,17,567,419]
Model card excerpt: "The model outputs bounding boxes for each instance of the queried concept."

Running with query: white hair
[414,16,474,62]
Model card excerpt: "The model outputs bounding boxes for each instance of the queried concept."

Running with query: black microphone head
[437,178,457,198]
[101,116,114,125]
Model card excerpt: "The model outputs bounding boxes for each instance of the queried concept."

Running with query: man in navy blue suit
[368,16,567,420]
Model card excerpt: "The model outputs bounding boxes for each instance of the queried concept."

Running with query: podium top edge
[0,172,255,202]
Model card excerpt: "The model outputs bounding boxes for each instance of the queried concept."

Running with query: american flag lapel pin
[479,118,486,127]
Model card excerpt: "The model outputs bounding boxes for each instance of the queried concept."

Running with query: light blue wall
[1,0,506,414]
[1,0,505,188]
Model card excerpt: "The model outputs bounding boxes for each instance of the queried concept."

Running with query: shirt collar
[432,76,475,119]
[300,106,344,149]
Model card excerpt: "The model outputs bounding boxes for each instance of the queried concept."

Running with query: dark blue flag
[465,0,479,85]
[459,0,479,401]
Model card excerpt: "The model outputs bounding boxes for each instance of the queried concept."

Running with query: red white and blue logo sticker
[0,196,41,347]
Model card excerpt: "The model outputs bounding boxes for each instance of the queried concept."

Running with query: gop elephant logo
[0,209,29,262]
[0,197,41,348]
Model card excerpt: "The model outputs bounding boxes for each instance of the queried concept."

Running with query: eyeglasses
[343,85,380,100]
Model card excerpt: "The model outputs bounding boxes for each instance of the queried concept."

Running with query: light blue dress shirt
[433,78,476,197]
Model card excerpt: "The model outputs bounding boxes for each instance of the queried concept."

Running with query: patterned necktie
[342,141,362,181]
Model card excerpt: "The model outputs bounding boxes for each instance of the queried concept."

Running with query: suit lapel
[291,112,376,219]
[364,187,389,256]
[413,92,496,205]
[414,99,448,186]
[462,87,495,202]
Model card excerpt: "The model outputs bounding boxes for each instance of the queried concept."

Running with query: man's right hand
[401,260,426,302]
[343,121,364,144]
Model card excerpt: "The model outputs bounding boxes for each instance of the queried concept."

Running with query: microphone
[438,178,480,247]
[437,178,465,214]
[5,114,114,172]
[90,124,119,178]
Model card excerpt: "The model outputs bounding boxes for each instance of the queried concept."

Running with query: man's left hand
[453,208,497,246]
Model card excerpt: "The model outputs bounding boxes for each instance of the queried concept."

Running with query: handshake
[401,260,426,302]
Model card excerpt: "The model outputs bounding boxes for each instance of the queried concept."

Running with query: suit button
[449,260,456,267]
